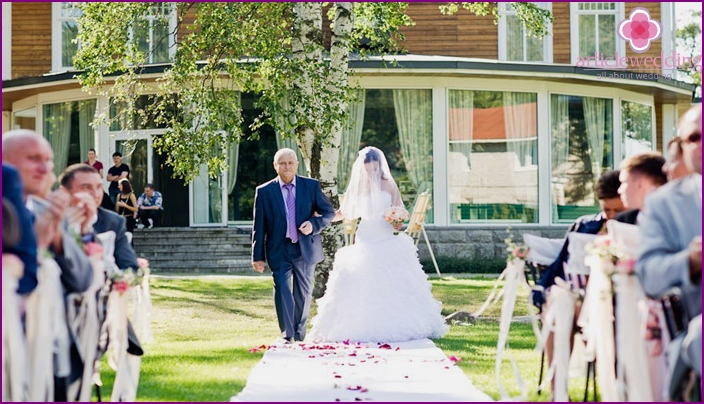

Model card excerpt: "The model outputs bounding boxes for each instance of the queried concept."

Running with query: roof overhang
[3,56,695,111]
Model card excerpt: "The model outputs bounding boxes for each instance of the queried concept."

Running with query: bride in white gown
[309,147,448,343]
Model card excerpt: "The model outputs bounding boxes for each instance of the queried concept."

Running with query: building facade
[2,2,697,259]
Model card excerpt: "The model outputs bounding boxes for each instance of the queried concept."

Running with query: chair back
[405,191,431,245]
[523,234,564,266]
[565,232,597,289]
[338,194,358,246]
[606,220,640,257]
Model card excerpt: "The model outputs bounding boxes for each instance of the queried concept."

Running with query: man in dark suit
[252,148,335,342]
[60,164,139,271]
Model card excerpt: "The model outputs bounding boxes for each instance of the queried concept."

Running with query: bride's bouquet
[383,206,410,235]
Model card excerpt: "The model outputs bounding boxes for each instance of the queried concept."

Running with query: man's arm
[308,181,335,235]
[55,226,94,293]
[636,196,694,298]
[251,187,266,263]
[113,215,139,270]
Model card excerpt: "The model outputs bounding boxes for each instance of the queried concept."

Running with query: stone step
[132,227,254,273]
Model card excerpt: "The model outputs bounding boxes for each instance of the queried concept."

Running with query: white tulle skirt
[309,218,448,343]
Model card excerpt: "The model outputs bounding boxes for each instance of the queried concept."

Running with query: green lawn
[96,275,591,401]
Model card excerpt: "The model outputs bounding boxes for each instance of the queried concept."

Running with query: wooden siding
[400,3,498,59]
[11,2,52,79]
[552,2,572,64]
[625,3,663,74]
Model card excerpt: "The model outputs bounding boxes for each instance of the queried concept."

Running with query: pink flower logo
[618,8,661,53]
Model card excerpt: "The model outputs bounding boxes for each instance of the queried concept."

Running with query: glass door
[190,164,228,227]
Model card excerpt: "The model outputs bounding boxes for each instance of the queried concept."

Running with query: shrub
[421,256,506,274]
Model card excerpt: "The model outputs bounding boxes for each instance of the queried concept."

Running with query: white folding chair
[565,232,597,290]
[337,194,358,246]
[523,233,564,285]
[405,192,441,277]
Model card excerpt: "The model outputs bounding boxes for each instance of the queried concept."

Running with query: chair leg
[421,226,441,277]
[537,348,545,395]
[583,360,596,402]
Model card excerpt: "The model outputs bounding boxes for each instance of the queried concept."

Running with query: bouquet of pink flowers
[383,206,410,235]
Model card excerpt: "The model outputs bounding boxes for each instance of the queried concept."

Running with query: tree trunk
[313,2,354,298]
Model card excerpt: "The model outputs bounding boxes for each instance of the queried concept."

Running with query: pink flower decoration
[113,280,129,294]
[618,8,661,53]
[449,355,462,363]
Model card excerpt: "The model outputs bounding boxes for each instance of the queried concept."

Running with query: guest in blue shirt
[137,183,163,228]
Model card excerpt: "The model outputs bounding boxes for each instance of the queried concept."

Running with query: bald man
[636,105,702,386]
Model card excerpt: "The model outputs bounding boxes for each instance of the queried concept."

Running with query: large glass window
[448,90,538,224]
[356,89,434,222]
[621,101,654,158]
[500,3,551,62]
[550,94,614,223]
[42,99,97,177]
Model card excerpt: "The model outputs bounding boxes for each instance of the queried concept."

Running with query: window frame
[127,3,178,65]
[51,2,82,72]
[498,2,553,63]
[570,2,626,65]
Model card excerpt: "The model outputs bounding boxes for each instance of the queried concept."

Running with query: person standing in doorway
[107,152,130,205]
[251,148,335,343]
[84,148,104,177]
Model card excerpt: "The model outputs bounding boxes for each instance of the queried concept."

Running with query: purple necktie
[283,183,298,243]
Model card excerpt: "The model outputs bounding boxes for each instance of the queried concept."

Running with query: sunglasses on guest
[682,131,701,144]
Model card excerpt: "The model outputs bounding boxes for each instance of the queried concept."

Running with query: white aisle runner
[231,338,492,402]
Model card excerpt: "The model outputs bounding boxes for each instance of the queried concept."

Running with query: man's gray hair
[274,148,298,163]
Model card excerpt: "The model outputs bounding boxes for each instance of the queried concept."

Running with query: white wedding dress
[309,191,449,343]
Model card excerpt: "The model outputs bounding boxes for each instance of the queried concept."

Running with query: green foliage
[439,2,552,38]
[421,256,506,274]
[676,10,702,85]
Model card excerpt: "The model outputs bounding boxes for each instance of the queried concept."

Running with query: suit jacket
[30,196,93,294]
[614,209,640,225]
[636,174,702,318]
[2,163,39,294]
[252,175,335,269]
[93,207,139,270]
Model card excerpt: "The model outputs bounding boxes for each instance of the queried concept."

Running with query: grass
[95,275,592,401]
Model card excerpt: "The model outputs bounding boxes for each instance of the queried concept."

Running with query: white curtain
[227,142,239,194]
[583,97,607,181]
[274,94,306,176]
[550,95,570,170]
[43,102,72,177]
[393,89,433,193]
[337,89,366,192]
[503,92,535,167]
[78,100,97,161]
[449,90,474,170]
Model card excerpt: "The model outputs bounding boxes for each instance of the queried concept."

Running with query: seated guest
[533,169,625,303]
[137,184,163,228]
[637,105,701,386]
[60,164,139,271]
[663,137,691,181]
[615,152,666,224]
